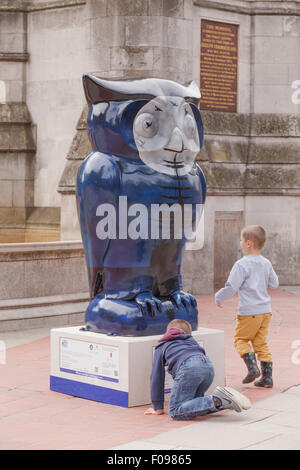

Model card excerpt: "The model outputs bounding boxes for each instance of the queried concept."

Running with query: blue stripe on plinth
[50,375,129,408]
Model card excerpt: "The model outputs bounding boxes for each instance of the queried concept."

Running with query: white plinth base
[50,326,225,408]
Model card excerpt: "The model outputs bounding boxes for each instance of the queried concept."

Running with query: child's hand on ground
[216,303,223,308]
[144,407,164,415]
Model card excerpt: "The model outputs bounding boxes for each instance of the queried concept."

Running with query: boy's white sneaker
[220,386,252,410]
[212,386,252,413]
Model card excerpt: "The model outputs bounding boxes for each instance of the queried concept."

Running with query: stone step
[0,293,89,332]
[0,292,89,310]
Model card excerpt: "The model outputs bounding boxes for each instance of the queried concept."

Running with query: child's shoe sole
[242,370,261,384]
[254,379,273,388]
[216,386,252,411]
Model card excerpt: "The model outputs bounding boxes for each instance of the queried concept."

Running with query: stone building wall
[0,0,299,293]
[189,2,300,291]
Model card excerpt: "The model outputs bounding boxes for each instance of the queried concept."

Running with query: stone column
[0,1,36,242]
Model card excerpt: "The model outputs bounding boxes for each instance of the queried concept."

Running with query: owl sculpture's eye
[134,113,158,138]
[133,96,201,176]
[183,113,196,139]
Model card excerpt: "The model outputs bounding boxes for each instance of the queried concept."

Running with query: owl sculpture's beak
[164,128,184,153]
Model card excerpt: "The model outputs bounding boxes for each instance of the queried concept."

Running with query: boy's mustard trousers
[234,313,272,362]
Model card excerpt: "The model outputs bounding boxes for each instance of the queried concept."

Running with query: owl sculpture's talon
[135,293,163,318]
[169,290,197,313]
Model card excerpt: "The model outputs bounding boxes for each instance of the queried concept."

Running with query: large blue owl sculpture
[76,75,206,336]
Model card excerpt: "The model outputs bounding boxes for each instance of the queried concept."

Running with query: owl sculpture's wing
[76,151,120,299]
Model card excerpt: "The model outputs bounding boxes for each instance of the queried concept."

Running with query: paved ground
[0,288,300,450]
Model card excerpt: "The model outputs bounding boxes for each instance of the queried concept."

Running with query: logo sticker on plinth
[60,337,119,383]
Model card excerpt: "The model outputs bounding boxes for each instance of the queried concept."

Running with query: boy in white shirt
[215,225,279,388]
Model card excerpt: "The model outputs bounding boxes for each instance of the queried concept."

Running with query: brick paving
[0,288,299,450]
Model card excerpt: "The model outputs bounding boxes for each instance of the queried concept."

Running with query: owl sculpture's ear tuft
[83,74,202,107]
[83,74,113,105]
[188,81,201,99]
[184,80,201,107]
[82,74,155,105]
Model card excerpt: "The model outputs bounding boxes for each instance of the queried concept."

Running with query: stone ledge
[0,124,36,153]
[27,0,86,12]
[194,0,300,16]
[0,0,86,12]
[202,112,300,137]
[207,188,300,196]
[67,107,300,137]
[0,240,84,261]
[0,302,86,323]
[0,103,32,124]
[0,291,89,311]
[0,52,29,62]
[58,106,300,196]
[0,301,87,332]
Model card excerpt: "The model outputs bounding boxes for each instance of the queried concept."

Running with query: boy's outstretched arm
[215,262,245,307]
[268,266,279,289]
[144,347,165,416]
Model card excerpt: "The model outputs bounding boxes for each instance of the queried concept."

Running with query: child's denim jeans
[168,354,216,420]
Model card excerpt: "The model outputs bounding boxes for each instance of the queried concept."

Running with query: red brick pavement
[0,289,299,450]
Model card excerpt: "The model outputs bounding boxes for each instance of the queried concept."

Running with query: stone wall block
[204,162,246,192]
[24,256,87,297]
[110,46,154,72]
[0,32,25,53]
[0,153,29,180]
[0,11,24,33]
[125,16,163,47]
[203,136,248,164]
[86,0,107,19]
[148,0,163,16]
[4,79,25,102]
[8,125,35,152]
[66,130,91,161]
[58,159,82,191]
[0,103,30,124]
[107,0,148,17]
[283,17,300,37]
[12,180,25,207]
[248,138,300,164]
[162,17,191,50]
[89,16,125,49]
[0,180,13,207]
[254,36,299,65]
[0,126,11,150]
[201,111,250,136]
[152,47,192,82]
[162,0,184,18]
[244,164,300,191]
[251,114,296,137]
[85,47,110,74]
[60,194,81,241]
[0,61,24,81]
[12,180,34,208]
[28,5,85,31]
[0,260,25,300]
[0,207,26,228]
[254,62,290,87]
[254,15,283,37]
